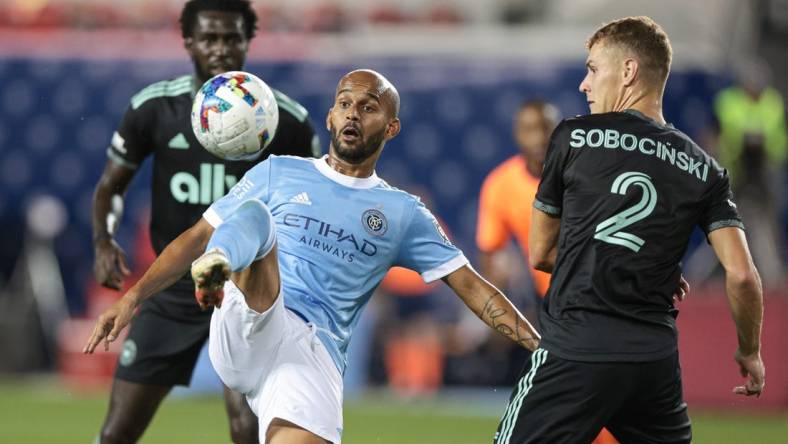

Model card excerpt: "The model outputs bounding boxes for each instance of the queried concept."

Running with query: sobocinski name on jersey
[569,128,710,182]
[170,163,239,204]
[283,213,378,261]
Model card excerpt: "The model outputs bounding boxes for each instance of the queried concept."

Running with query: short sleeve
[203,159,272,227]
[699,167,744,235]
[534,121,571,217]
[396,201,468,283]
[107,103,154,169]
[476,171,511,252]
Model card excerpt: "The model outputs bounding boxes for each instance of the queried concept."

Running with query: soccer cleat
[191,248,231,309]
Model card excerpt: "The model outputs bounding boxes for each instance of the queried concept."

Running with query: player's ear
[623,58,639,87]
[385,118,401,140]
[325,109,332,131]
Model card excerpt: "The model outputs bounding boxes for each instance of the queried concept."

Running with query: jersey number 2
[594,172,657,253]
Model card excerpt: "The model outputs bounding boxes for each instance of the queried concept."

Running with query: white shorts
[208,281,343,443]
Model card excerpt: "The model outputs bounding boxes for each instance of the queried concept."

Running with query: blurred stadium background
[0,0,787,443]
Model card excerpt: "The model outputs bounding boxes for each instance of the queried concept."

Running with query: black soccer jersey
[534,109,742,362]
[108,74,320,293]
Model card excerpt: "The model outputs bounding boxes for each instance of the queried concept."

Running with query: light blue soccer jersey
[204,155,468,373]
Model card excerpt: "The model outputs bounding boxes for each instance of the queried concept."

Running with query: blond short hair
[587,16,673,90]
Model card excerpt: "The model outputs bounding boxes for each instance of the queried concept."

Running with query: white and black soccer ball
[191,71,279,161]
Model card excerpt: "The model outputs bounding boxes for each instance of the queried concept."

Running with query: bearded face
[329,120,387,164]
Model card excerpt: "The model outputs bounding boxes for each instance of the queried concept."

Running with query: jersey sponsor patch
[170,163,238,205]
[284,212,380,263]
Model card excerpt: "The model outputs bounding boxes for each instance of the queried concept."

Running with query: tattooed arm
[442,265,540,351]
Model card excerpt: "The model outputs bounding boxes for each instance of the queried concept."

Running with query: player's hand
[83,295,137,354]
[733,348,765,397]
[673,275,689,303]
[94,237,131,290]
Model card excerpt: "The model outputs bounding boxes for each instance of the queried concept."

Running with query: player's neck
[326,151,377,178]
[624,104,665,126]
[615,89,666,125]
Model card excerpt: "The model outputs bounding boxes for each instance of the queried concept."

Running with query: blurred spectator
[476,100,559,300]
[713,58,787,285]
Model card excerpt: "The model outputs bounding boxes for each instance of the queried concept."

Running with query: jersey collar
[313,155,381,189]
[623,109,675,129]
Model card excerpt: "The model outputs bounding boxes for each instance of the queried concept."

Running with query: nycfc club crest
[362,209,388,236]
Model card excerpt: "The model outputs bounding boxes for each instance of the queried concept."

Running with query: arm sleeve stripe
[106,148,138,169]
[706,219,745,233]
[533,199,561,216]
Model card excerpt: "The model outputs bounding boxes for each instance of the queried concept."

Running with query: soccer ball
[191,71,279,161]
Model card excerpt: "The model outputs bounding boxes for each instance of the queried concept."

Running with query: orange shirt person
[477,100,559,297]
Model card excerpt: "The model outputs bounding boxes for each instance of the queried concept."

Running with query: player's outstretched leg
[192,199,277,311]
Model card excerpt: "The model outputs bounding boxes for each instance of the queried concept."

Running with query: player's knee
[99,404,153,444]
[228,413,259,444]
[99,424,137,444]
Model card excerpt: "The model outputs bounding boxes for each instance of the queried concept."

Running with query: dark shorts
[114,289,212,386]
[493,349,691,444]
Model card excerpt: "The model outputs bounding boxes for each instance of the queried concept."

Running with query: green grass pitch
[1,379,785,443]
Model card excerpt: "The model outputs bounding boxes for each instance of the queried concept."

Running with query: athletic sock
[206,199,276,272]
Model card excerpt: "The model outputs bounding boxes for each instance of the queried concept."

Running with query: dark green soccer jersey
[535,110,742,362]
[108,75,320,293]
